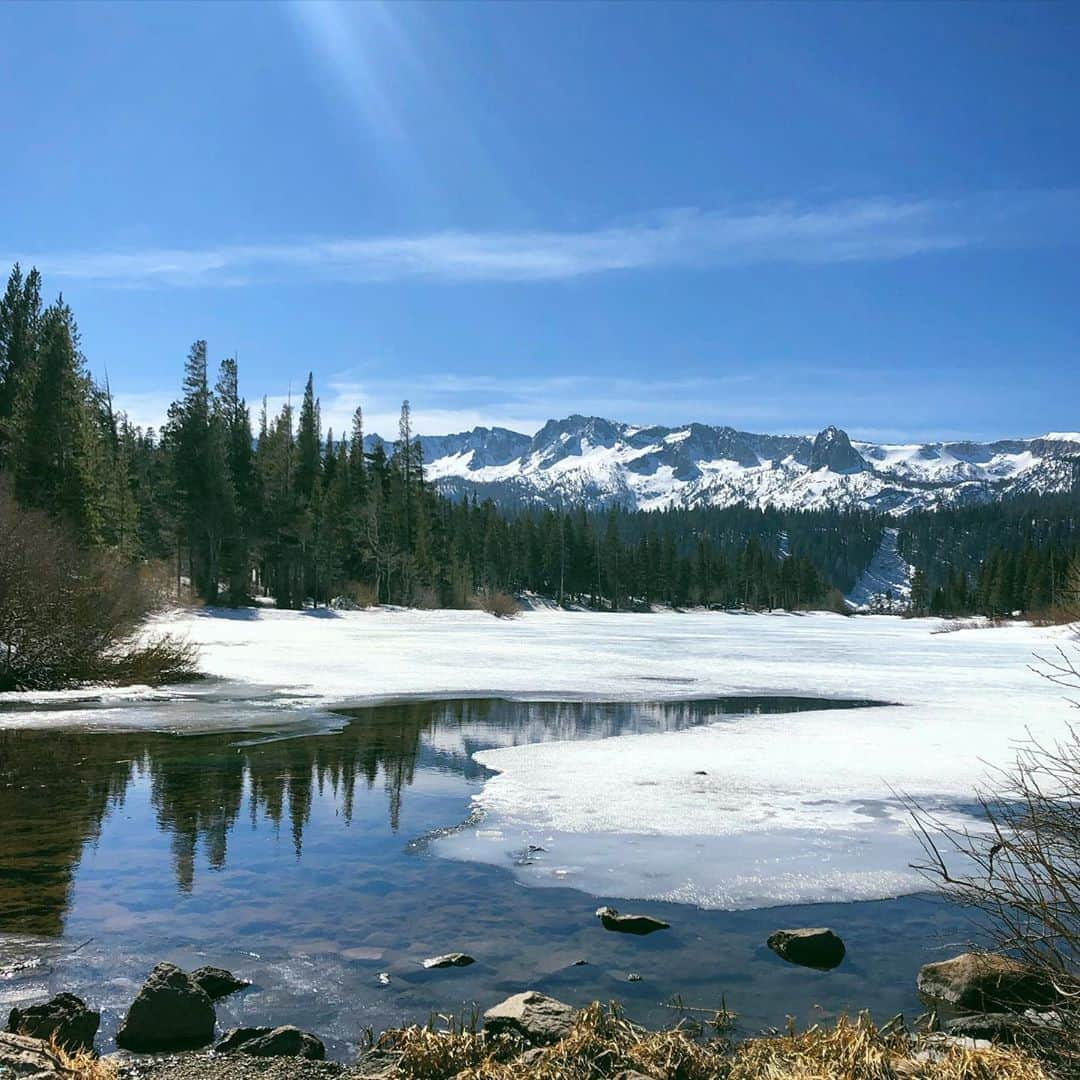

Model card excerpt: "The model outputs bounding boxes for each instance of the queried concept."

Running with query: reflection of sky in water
[0,696,978,1061]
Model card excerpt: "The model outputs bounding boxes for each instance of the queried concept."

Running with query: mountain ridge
[365,415,1080,515]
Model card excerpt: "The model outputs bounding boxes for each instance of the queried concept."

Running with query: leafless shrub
[910,643,1080,1070]
[824,588,852,616]
[103,633,201,685]
[476,589,521,618]
[0,483,199,690]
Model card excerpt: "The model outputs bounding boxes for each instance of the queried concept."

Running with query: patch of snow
[423,449,475,479]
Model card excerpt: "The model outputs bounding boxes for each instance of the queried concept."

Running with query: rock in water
[917,953,1057,1011]
[215,1024,326,1059]
[944,1009,1062,1042]
[189,966,251,1000]
[0,1032,70,1079]
[422,952,475,969]
[483,991,577,1045]
[6,992,100,1052]
[595,906,670,936]
[767,928,846,970]
[115,962,216,1051]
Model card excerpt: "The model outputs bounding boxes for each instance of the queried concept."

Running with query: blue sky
[2,1,1078,442]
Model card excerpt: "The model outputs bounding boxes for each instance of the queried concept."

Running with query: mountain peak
[810,426,866,474]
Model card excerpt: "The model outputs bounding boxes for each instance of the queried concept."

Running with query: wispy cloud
[14,189,1080,289]
[112,365,1062,444]
[113,370,762,439]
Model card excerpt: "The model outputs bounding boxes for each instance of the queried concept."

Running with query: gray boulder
[215,1024,325,1060]
[421,953,475,969]
[6,992,99,1052]
[115,962,216,1051]
[767,927,846,970]
[0,1032,68,1079]
[917,953,1057,1012]
[483,991,577,1045]
[595,906,669,936]
[944,1013,1030,1042]
[353,1048,405,1078]
[189,966,251,1000]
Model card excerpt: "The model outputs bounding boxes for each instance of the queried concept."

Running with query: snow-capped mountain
[370,417,1080,515]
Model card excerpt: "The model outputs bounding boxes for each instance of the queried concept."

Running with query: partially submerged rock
[0,1031,69,1080]
[421,952,475,969]
[215,1024,326,1060]
[917,952,1057,1012]
[767,927,846,970]
[944,1013,1031,1042]
[189,966,251,1000]
[116,962,216,1051]
[595,906,670,936]
[6,992,100,1052]
[483,990,577,1045]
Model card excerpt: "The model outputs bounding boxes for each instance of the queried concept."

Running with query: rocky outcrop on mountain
[809,426,866,474]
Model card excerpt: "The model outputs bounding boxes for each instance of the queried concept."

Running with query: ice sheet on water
[427,613,1077,910]
[436,822,940,910]
[2,605,1075,911]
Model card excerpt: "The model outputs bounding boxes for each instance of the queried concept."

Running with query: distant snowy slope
[846,528,912,610]
[367,417,1080,515]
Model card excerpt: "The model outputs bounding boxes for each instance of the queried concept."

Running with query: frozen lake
[1,609,1075,1058]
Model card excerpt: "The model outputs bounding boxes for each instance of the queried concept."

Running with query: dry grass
[51,1038,119,1079]
[728,1014,1048,1080]
[376,1006,1050,1080]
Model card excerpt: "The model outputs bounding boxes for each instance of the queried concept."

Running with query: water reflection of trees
[0,702,453,934]
[1,695,865,936]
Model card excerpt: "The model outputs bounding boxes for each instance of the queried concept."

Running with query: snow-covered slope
[846,528,912,611]
[370,417,1080,514]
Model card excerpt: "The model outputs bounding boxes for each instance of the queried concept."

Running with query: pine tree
[295,374,320,504]
[0,264,42,467]
[12,298,100,541]
[910,568,929,614]
[215,357,257,602]
[165,341,236,602]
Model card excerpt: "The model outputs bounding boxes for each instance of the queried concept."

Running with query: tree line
[0,264,846,615]
[900,497,1080,618]
[1,262,1076,627]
